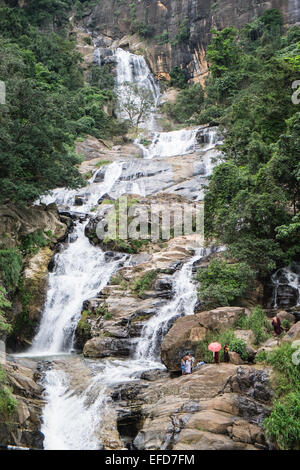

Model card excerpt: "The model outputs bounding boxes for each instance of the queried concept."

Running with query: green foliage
[203,14,300,276]
[237,306,271,345]
[154,30,169,45]
[0,249,22,294]
[133,270,157,298]
[130,20,155,38]
[173,18,190,45]
[206,27,239,78]
[281,319,291,331]
[261,343,300,449]
[196,329,248,363]
[169,66,188,89]
[0,3,126,205]
[197,259,256,308]
[264,393,300,450]
[0,286,12,334]
[20,230,50,255]
[162,84,204,124]
[0,365,18,417]
[96,160,111,167]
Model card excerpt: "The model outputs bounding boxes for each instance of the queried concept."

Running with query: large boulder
[83,336,133,358]
[195,307,244,331]
[0,359,45,449]
[161,307,244,371]
[282,321,300,342]
[0,203,67,249]
[21,247,53,322]
[161,315,207,371]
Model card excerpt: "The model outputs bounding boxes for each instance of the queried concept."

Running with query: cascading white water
[135,249,208,361]
[36,161,124,213]
[115,48,160,129]
[41,248,208,449]
[42,367,108,450]
[36,42,225,450]
[29,162,126,356]
[30,221,123,355]
[271,265,300,308]
[139,127,200,159]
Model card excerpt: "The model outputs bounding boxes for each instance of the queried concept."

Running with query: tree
[116,82,154,128]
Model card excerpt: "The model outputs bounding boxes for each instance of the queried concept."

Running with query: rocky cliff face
[82,0,300,82]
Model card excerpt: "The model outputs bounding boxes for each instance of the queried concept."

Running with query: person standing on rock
[223,344,230,363]
[181,356,186,375]
[185,355,192,375]
[272,315,283,336]
[186,353,195,372]
[213,350,219,364]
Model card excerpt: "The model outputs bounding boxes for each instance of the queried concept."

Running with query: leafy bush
[197,259,256,308]
[0,286,12,334]
[163,84,204,123]
[130,20,155,38]
[264,392,300,450]
[196,329,248,363]
[0,365,17,417]
[20,230,50,255]
[0,248,22,294]
[281,319,291,331]
[261,343,300,449]
[169,66,189,89]
[133,270,157,298]
[237,306,271,345]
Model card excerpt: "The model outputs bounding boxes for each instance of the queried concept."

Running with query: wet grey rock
[224,367,274,406]
[83,336,133,358]
[104,251,127,262]
[74,195,85,206]
[139,369,170,382]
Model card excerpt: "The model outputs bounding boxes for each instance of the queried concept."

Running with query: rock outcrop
[82,0,299,83]
[125,364,273,450]
[0,358,45,449]
[161,307,244,371]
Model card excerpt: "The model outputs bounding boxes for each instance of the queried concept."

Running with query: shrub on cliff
[197,259,256,308]
[0,365,17,417]
[196,329,248,363]
[237,306,271,345]
[258,343,300,449]
[203,13,300,276]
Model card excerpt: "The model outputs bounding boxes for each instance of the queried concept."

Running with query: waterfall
[139,127,200,159]
[115,48,160,129]
[30,222,124,355]
[271,264,300,308]
[288,0,300,24]
[40,249,208,449]
[29,161,125,356]
[135,249,208,361]
[42,368,108,450]
[31,41,226,450]
[36,161,123,213]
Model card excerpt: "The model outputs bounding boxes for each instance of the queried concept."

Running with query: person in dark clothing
[213,351,219,364]
[272,315,283,335]
[223,344,230,363]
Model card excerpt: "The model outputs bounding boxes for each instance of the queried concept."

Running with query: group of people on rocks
[180,353,195,375]
[180,343,231,375]
[211,343,230,365]
[180,314,286,375]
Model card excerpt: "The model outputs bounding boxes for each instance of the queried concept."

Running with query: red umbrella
[208,342,222,352]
